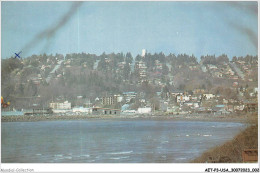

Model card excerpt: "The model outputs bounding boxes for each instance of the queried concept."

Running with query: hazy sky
[1,1,258,59]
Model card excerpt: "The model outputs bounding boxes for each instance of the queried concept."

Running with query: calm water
[1,120,245,163]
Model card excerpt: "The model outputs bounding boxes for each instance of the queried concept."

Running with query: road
[93,60,100,70]
[229,62,245,80]
[46,60,64,83]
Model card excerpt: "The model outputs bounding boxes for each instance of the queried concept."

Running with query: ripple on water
[110,156,130,160]
[106,151,133,155]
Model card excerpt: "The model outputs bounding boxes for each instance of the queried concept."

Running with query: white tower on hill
[141,49,146,57]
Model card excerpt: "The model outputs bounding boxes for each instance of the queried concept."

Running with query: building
[123,92,137,103]
[72,107,92,114]
[244,102,258,112]
[171,91,184,98]
[137,107,152,114]
[102,95,118,105]
[92,107,120,115]
[135,61,147,82]
[212,105,230,115]
[203,94,215,100]
[22,108,52,115]
[234,105,244,111]
[176,95,190,103]
[193,89,205,94]
[122,110,136,114]
[141,49,146,57]
[49,101,71,110]
[114,94,123,103]
[155,60,163,70]
[183,102,200,108]
[160,101,168,111]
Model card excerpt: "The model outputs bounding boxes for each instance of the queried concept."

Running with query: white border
[0,163,259,172]
[1,0,259,172]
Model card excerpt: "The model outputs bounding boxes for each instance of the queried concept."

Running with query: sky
[1,1,258,59]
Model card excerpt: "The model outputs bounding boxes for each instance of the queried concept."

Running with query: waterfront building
[92,107,120,115]
[49,101,71,110]
[137,107,152,114]
[72,107,91,114]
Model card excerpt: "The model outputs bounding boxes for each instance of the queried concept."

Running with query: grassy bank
[192,113,258,163]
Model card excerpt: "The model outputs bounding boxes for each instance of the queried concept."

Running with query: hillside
[1,52,258,110]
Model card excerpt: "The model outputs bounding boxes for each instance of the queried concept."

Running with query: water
[1,120,245,163]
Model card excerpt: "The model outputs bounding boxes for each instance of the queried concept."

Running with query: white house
[184,102,200,108]
[137,107,152,114]
[176,95,190,103]
[50,101,71,110]
[203,94,215,100]
[123,92,137,103]
[72,107,91,114]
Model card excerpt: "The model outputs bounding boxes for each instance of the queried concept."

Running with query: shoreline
[1,113,250,123]
[191,124,258,163]
[191,112,258,163]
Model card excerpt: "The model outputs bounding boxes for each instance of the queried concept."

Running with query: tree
[123,63,131,79]
[135,55,142,61]
[1,58,23,81]
[25,80,37,96]
[31,59,39,67]
[217,54,229,64]
[201,55,217,65]
[126,52,133,64]
[162,64,169,75]
[18,84,24,95]
[232,56,238,62]
[178,84,186,90]
[161,85,170,99]
[150,97,160,110]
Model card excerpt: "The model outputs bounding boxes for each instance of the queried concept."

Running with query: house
[92,107,120,115]
[115,95,123,102]
[193,89,205,94]
[2,111,24,116]
[213,105,229,115]
[176,95,190,103]
[72,107,91,114]
[160,101,168,111]
[234,105,244,111]
[50,101,71,110]
[244,102,258,112]
[171,91,184,98]
[214,71,223,78]
[135,60,147,82]
[207,64,217,70]
[155,60,163,70]
[122,110,136,114]
[137,107,152,114]
[191,96,200,101]
[123,92,137,103]
[183,102,200,108]
[166,105,179,113]
[203,94,215,100]
[226,105,234,112]
[201,65,207,72]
